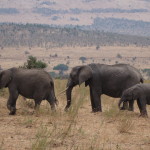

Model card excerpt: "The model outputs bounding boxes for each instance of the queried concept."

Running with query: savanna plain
[0,46,150,150]
[0,80,150,150]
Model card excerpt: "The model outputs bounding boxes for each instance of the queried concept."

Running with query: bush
[116,53,122,59]
[79,57,87,63]
[23,56,47,69]
[53,64,68,71]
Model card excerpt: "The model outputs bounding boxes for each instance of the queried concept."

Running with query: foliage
[23,56,47,69]
[142,69,150,78]
[53,64,68,71]
[79,57,87,63]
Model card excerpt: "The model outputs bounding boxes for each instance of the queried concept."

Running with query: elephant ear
[0,70,12,88]
[78,66,92,86]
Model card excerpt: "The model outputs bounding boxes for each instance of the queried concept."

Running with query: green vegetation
[23,56,47,69]
[79,56,87,63]
[53,64,68,76]
[142,69,150,77]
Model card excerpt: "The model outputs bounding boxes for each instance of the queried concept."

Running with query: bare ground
[0,80,150,150]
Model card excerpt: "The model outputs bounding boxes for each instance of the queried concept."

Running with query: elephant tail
[140,78,144,83]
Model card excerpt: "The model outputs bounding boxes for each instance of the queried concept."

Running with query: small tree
[79,57,87,63]
[96,45,100,50]
[53,64,68,75]
[23,56,47,69]
[116,53,122,59]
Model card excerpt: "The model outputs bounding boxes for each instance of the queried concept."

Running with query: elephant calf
[118,83,150,117]
[0,68,57,115]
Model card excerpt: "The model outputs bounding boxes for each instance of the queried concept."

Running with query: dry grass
[0,46,150,73]
[0,80,150,150]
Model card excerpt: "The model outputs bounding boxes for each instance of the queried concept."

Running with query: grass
[117,114,134,134]
[0,140,4,150]
[0,80,150,150]
[32,125,50,150]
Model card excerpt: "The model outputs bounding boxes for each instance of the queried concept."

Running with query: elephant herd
[0,63,150,117]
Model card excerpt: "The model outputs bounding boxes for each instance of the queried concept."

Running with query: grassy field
[0,80,150,150]
[0,46,150,72]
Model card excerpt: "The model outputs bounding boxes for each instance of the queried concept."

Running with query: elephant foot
[55,99,59,106]
[9,107,16,115]
[128,108,134,111]
[139,113,148,118]
[92,108,102,113]
[9,110,16,115]
[120,107,128,110]
[64,107,69,112]
[64,104,71,112]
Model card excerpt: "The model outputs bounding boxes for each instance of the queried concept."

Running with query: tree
[23,56,47,69]
[96,45,100,50]
[79,57,87,63]
[116,53,122,59]
[53,64,68,75]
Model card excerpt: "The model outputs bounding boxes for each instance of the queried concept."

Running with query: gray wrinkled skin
[119,83,150,117]
[0,68,57,115]
[65,63,143,112]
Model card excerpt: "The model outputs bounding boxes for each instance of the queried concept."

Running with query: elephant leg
[7,90,18,115]
[137,98,142,114]
[47,99,56,111]
[33,91,43,110]
[128,100,134,111]
[90,88,96,111]
[47,91,56,111]
[140,106,148,117]
[90,88,101,112]
[34,100,42,110]
[120,102,128,110]
[137,98,148,117]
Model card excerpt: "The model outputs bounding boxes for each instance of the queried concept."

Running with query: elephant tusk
[57,87,69,96]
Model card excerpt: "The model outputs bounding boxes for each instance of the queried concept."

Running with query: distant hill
[0,0,150,36]
[0,23,150,48]
[83,18,150,36]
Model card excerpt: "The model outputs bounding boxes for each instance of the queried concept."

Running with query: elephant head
[65,65,92,111]
[118,86,139,109]
[0,69,12,88]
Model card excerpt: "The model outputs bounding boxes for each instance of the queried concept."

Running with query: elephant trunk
[65,79,74,111]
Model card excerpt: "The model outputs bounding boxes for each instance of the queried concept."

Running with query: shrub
[116,53,122,59]
[53,64,68,72]
[79,57,87,63]
[23,56,47,69]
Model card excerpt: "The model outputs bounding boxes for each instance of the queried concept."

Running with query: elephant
[118,83,150,117]
[65,63,143,112]
[0,67,57,115]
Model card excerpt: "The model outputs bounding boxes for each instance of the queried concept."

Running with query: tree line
[0,23,150,49]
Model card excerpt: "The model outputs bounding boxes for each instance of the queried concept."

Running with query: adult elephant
[65,63,143,112]
[0,68,57,115]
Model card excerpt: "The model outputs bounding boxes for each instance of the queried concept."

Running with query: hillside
[0,0,150,36]
[0,23,150,48]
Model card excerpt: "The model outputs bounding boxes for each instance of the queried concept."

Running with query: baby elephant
[0,68,57,115]
[118,83,150,117]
